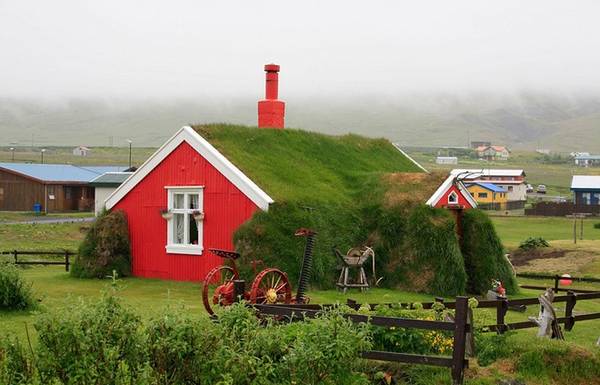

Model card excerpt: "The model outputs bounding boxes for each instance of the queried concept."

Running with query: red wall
[433,185,474,209]
[114,142,259,281]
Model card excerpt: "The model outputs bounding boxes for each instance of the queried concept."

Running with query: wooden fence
[0,250,74,271]
[252,298,471,385]
[525,202,600,216]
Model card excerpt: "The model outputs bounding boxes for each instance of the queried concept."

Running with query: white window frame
[448,191,458,204]
[165,186,204,255]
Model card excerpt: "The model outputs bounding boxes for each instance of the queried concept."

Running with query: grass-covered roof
[193,124,422,203]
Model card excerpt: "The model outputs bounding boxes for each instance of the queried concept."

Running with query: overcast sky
[1,0,600,100]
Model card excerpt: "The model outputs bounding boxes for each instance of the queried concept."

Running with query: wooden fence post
[496,298,509,334]
[233,280,245,303]
[565,291,577,331]
[554,275,560,292]
[451,296,469,385]
[65,251,70,272]
[13,250,18,264]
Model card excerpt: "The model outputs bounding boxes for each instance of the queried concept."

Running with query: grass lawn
[491,216,600,249]
[0,222,86,252]
[0,211,94,223]
[2,266,600,352]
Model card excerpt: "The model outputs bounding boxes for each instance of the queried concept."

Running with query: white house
[73,146,91,157]
[89,172,133,215]
[436,156,458,165]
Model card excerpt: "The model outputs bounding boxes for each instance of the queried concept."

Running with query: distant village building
[574,155,600,167]
[435,156,458,165]
[470,141,491,149]
[89,172,133,215]
[536,149,551,155]
[450,169,527,202]
[570,176,600,205]
[476,145,510,161]
[73,146,91,157]
[0,163,127,212]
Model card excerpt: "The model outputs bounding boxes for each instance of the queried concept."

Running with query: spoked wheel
[202,265,239,315]
[249,268,292,305]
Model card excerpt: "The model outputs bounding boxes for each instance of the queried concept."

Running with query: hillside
[192,124,422,203]
[3,93,600,151]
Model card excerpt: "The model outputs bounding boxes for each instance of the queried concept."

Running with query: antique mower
[201,228,316,315]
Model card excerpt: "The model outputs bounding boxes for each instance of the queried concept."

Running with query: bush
[0,294,372,385]
[518,237,550,250]
[593,222,600,229]
[461,209,518,295]
[71,210,132,278]
[0,264,34,310]
[34,294,150,385]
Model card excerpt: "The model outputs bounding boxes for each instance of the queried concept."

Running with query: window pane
[189,215,199,245]
[173,194,184,209]
[189,194,199,210]
[173,213,185,244]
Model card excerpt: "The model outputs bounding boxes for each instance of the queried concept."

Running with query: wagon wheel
[202,265,238,315]
[249,268,292,305]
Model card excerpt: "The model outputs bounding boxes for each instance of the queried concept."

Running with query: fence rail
[252,298,471,385]
[525,202,600,216]
[0,250,74,272]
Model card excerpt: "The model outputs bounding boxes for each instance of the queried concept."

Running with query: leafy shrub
[34,294,150,385]
[369,303,454,355]
[593,222,600,229]
[0,264,34,310]
[461,209,518,295]
[0,336,34,385]
[518,237,550,250]
[71,210,131,278]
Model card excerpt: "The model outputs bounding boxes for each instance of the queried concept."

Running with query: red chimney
[258,64,285,129]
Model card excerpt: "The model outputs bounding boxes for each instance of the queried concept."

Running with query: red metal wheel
[202,265,238,315]
[249,268,292,305]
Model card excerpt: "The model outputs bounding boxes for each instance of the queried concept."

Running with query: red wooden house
[105,126,274,281]
[426,175,477,209]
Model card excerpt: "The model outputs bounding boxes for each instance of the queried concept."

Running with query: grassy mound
[71,210,131,278]
[197,124,511,296]
[461,210,518,294]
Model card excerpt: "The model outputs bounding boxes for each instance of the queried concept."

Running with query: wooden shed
[0,163,126,213]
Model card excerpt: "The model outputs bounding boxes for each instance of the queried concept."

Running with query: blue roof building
[0,163,128,213]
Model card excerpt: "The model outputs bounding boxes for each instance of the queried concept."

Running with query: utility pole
[9,147,15,161]
[40,148,46,164]
[127,139,132,168]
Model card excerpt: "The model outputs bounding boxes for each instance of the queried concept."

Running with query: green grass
[0,222,86,252]
[0,146,156,167]
[0,211,94,223]
[491,216,600,249]
[194,124,421,203]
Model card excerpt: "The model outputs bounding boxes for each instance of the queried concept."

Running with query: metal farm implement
[202,228,316,315]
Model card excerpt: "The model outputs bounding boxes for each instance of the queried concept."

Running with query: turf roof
[192,124,423,204]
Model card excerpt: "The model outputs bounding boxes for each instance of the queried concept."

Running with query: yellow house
[466,182,507,208]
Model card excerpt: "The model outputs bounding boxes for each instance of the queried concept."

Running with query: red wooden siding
[114,142,259,281]
[432,185,474,209]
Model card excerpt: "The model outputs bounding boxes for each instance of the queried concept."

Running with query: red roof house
[105,126,274,281]
[426,175,477,209]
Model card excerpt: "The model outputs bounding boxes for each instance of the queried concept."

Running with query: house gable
[426,175,477,209]
[105,126,274,211]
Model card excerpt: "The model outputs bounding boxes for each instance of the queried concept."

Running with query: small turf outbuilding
[105,124,422,282]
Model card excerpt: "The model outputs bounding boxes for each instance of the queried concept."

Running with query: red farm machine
[202,228,316,315]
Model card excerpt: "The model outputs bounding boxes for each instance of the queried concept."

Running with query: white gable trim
[105,126,274,211]
[392,143,429,173]
[426,175,477,208]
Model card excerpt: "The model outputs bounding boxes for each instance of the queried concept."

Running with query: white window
[448,191,458,204]
[165,187,204,255]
